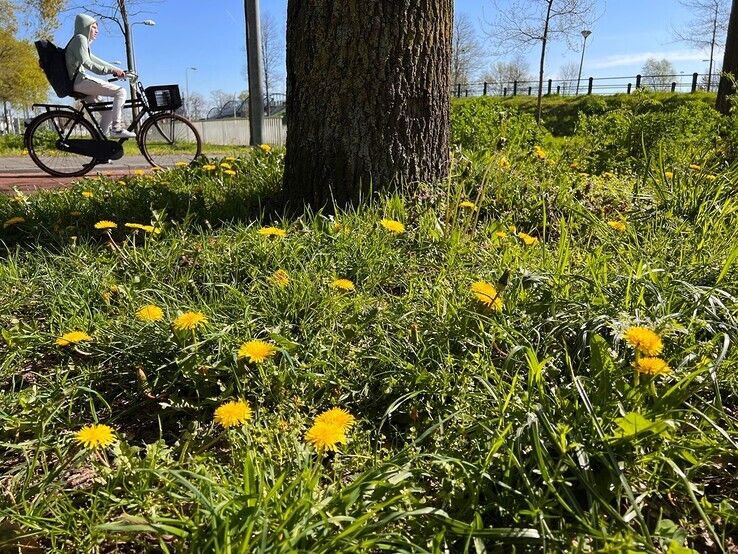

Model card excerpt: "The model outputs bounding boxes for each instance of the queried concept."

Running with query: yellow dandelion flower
[689,164,702,171]
[665,171,674,179]
[380,219,405,234]
[203,164,217,171]
[238,339,277,363]
[55,330,92,346]
[314,407,356,431]
[172,311,208,332]
[74,424,116,449]
[81,191,94,198]
[304,421,347,451]
[94,220,117,230]
[124,222,145,230]
[494,231,507,239]
[258,226,287,237]
[705,174,717,182]
[624,326,663,356]
[459,201,478,210]
[635,357,672,376]
[224,169,237,176]
[214,400,252,428]
[220,162,233,169]
[533,145,547,160]
[518,232,539,246]
[260,143,272,153]
[225,156,237,162]
[272,269,290,287]
[136,304,164,322]
[471,281,503,312]
[607,220,627,232]
[331,278,355,291]
[3,216,25,228]
[498,157,511,170]
[140,225,161,234]
[133,169,146,176]
[175,161,189,167]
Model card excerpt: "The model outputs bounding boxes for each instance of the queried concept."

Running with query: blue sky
[48,0,718,103]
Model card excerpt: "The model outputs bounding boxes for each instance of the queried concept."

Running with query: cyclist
[65,14,135,139]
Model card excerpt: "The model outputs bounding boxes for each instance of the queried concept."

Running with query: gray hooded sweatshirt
[65,14,117,83]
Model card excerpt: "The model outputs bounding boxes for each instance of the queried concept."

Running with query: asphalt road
[0,155,153,193]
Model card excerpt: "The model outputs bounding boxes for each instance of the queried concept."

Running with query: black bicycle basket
[144,85,182,111]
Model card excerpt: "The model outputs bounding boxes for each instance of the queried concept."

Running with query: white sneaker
[108,128,136,139]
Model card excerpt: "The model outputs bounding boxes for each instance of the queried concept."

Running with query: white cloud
[590,50,713,69]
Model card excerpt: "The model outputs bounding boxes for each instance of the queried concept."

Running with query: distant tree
[641,58,676,90]
[261,12,283,115]
[452,12,484,87]
[0,28,48,131]
[717,0,738,114]
[673,0,729,91]
[557,61,580,95]
[482,55,530,95]
[187,92,206,120]
[284,0,452,209]
[485,0,598,122]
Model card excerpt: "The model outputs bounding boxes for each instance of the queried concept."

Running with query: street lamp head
[143,19,156,26]
[581,30,592,38]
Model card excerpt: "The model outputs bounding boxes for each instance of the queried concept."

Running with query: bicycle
[24,72,202,177]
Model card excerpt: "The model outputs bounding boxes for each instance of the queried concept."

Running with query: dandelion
[220,162,233,169]
[459,201,478,210]
[498,157,511,170]
[518,232,539,246]
[136,304,164,322]
[624,326,663,356]
[607,220,627,232]
[133,169,146,176]
[74,424,116,449]
[304,421,347,451]
[125,223,145,230]
[175,161,189,167]
[81,191,94,198]
[224,169,237,176]
[380,219,405,234]
[258,226,287,237]
[225,156,237,162]
[3,216,25,228]
[260,143,272,153]
[494,231,507,239]
[705,174,717,182]
[315,407,356,431]
[203,164,217,171]
[331,278,355,291]
[172,311,207,332]
[272,269,290,287]
[214,400,252,428]
[471,281,503,312]
[56,330,92,346]
[689,164,702,171]
[533,145,547,160]
[635,357,672,376]
[664,171,674,179]
[238,339,277,363]
[140,225,161,234]
[94,220,117,230]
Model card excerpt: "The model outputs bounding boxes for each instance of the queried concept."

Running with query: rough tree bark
[717,0,738,114]
[283,0,453,210]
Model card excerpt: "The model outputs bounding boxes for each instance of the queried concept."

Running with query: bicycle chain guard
[56,139,125,160]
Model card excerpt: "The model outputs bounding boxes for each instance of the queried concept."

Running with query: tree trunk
[536,0,554,124]
[717,0,738,114]
[283,0,453,210]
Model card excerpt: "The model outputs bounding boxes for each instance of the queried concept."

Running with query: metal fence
[452,73,723,98]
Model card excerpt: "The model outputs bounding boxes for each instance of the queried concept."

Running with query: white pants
[73,76,127,132]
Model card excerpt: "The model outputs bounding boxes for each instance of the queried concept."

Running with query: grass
[1,119,738,552]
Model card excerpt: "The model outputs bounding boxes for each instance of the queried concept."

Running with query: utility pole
[717,0,738,114]
[118,0,140,126]
[244,0,264,145]
[707,2,719,92]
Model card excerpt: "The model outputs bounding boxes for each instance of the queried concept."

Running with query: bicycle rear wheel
[139,113,202,169]
[26,110,98,177]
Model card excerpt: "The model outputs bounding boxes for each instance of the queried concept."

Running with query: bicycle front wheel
[139,113,202,169]
[26,110,98,177]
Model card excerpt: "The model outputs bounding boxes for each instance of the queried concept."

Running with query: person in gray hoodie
[66,14,135,139]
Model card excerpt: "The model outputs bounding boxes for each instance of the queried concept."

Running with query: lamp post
[116,0,155,128]
[185,67,197,118]
[244,0,264,146]
[575,30,592,95]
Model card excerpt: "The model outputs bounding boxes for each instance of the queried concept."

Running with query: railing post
[456,83,461,98]
[627,83,632,94]
[503,87,507,97]
[528,86,532,95]
[547,79,552,95]
[691,73,698,93]
[464,89,469,97]
[513,81,518,96]
[556,85,560,95]
[671,82,677,93]
[483,81,488,96]
[636,74,642,89]
[587,77,593,95]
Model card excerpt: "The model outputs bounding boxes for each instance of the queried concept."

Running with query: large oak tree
[283,0,453,209]
[717,0,738,114]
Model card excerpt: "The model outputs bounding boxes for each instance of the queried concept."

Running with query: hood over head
[74,14,96,38]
